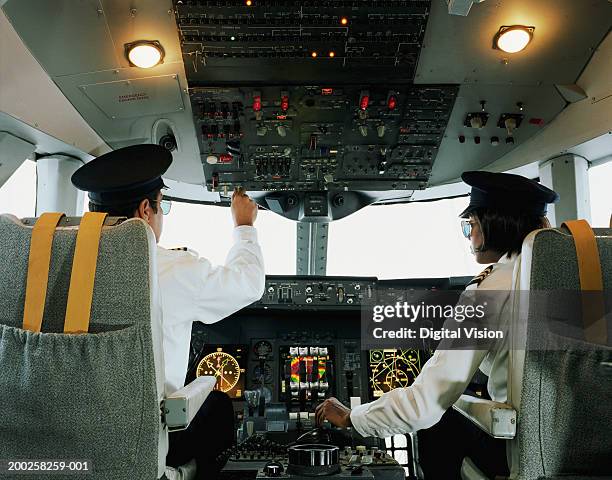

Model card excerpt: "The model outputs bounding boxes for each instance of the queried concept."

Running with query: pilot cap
[459,171,559,218]
[71,144,172,206]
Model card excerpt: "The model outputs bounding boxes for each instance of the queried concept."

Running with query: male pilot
[316,171,559,479]
[72,144,266,479]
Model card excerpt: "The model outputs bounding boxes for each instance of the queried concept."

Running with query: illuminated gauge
[253,364,273,384]
[197,351,241,393]
[370,350,384,362]
[253,340,273,357]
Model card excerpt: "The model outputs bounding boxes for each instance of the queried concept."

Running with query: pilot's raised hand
[315,397,352,428]
[231,187,258,227]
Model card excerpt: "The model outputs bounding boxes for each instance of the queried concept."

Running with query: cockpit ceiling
[1,0,610,206]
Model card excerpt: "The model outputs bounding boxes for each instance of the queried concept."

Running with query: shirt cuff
[349,403,372,438]
[233,225,259,244]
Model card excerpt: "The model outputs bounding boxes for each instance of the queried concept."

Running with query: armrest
[452,394,516,439]
[163,376,216,432]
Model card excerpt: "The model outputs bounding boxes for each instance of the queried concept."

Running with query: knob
[347,298,354,304]
[305,297,313,304]
[264,462,283,477]
[305,286,313,294]
[267,286,275,294]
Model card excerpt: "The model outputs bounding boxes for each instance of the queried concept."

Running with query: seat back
[508,226,612,479]
[0,214,167,480]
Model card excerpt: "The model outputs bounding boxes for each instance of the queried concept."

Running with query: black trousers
[167,391,235,480]
[417,408,509,480]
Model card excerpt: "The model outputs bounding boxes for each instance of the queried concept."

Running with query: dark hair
[473,208,550,258]
[88,189,160,217]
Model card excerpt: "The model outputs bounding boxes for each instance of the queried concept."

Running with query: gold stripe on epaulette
[466,265,494,287]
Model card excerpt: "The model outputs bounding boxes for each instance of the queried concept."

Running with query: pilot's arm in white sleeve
[349,256,515,438]
[157,224,265,393]
[158,225,265,325]
[350,348,487,437]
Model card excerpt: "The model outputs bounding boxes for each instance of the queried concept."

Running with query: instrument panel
[174,0,432,84]
[190,85,457,194]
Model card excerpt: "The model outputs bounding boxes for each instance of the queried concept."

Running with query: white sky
[0,159,610,277]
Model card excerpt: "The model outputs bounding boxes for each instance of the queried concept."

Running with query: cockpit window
[0,159,36,217]
[327,197,481,279]
[160,201,296,275]
[589,161,612,227]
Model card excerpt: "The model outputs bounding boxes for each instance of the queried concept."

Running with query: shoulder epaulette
[466,265,494,288]
[170,247,188,252]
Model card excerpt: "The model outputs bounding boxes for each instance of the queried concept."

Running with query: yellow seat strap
[562,219,607,345]
[63,212,107,334]
[22,212,65,332]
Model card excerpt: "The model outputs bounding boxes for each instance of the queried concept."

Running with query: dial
[197,351,241,393]
[253,363,273,384]
[253,340,273,357]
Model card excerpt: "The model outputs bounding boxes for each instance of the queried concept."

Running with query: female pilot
[316,170,559,479]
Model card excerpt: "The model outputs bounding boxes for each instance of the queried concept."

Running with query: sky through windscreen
[0,159,610,277]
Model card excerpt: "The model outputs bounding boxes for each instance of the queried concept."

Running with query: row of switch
[201,123,241,138]
[255,158,291,176]
[458,135,515,145]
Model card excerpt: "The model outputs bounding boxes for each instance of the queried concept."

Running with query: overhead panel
[171,0,461,211]
[174,0,431,84]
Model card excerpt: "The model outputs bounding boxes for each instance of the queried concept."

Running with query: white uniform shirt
[350,254,517,438]
[156,226,265,394]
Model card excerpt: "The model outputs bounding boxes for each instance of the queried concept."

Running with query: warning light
[311,51,318,58]
[387,95,397,110]
[340,17,348,25]
[246,0,252,6]
[321,88,334,95]
[359,91,370,111]
[529,117,545,126]
[329,51,336,58]
[253,95,262,112]
[281,94,289,112]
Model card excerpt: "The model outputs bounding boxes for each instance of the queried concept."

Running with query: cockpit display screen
[367,349,423,400]
[279,346,334,401]
[195,345,247,400]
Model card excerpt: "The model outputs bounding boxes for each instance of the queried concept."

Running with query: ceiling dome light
[494,26,534,53]
[125,41,164,68]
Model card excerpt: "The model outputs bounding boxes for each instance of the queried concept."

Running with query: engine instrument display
[368,349,423,399]
[196,345,247,399]
[280,346,334,402]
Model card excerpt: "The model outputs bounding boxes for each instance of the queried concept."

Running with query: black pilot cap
[71,144,172,206]
[459,171,559,218]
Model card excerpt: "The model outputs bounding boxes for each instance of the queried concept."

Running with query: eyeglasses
[461,220,475,239]
[159,199,172,215]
